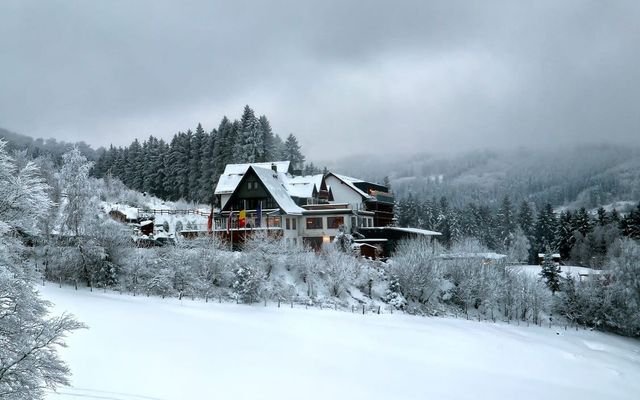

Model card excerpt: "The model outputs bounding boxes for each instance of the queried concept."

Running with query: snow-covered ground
[509,264,605,279]
[41,285,640,400]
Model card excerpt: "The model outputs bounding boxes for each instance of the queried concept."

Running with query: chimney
[271,163,277,173]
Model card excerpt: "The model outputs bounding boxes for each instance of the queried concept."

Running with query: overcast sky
[1,0,639,160]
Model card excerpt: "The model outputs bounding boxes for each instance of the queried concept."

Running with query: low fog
[1,0,639,158]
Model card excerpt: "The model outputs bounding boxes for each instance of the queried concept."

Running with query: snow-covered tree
[389,239,442,306]
[0,140,84,399]
[283,134,305,171]
[57,148,94,236]
[507,227,531,263]
[539,252,561,294]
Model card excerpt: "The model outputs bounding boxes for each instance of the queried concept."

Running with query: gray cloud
[1,0,638,159]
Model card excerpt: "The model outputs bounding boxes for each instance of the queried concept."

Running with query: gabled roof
[215,161,291,195]
[284,174,324,199]
[222,166,304,215]
[326,173,372,199]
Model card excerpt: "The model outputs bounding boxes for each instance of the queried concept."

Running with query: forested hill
[327,144,640,211]
[90,106,315,203]
[1,105,319,204]
[0,126,99,163]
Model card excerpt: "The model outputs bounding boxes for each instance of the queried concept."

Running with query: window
[293,238,297,246]
[327,216,344,229]
[292,218,297,230]
[285,218,291,230]
[306,217,323,230]
[247,180,258,191]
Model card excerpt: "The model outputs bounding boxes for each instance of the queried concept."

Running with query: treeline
[0,126,98,165]
[396,194,640,265]
[92,105,321,203]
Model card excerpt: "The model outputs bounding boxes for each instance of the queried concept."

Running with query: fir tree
[283,134,305,171]
[539,251,561,294]
[534,203,557,254]
[496,195,516,251]
[258,115,275,162]
[234,105,263,163]
[555,210,575,260]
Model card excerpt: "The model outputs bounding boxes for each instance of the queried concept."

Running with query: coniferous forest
[395,194,640,265]
[91,105,315,203]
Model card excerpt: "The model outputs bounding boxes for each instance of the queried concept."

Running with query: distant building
[538,253,562,265]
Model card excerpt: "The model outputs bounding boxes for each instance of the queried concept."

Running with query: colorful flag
[256,202,262,227]
[239,209,246,228]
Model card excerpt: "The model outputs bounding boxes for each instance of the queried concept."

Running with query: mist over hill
[325,144,640,210]
[3,125,639,211]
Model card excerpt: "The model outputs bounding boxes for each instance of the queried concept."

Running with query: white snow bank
[509,264,605,279]
[42,285,640,400]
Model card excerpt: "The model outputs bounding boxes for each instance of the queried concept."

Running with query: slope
[41,285,640,400]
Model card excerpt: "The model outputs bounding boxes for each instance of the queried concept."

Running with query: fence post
[278,299,281,308]
[362,304,365,315]
[377,306,380,314]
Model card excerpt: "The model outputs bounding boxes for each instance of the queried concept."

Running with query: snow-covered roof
[329,173,372,199]
[105,203,139,220]
[362,226,441,236]
[250,167,304,215]
[441,252,507,260]
[215,161,291,195]
[284,174,323,199]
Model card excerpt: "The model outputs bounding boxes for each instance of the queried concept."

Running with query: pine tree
[496,195,516,251]
[572,207,592,236]
[125,139,143,190]
[272,134,285,160]
[621,202,640,240]
[596,206,608,226]
[198,128,217,204]
[258,115,275,161]
[534,203,557,254]
[539,252,561,294]
[283,134,305,171]
[213,116,236,179]
[188,124,206,200]
[517,200,535,238]
[233,105,263,163]
[555,210,575,260]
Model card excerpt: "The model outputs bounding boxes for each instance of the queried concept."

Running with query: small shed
[140,220,154,236]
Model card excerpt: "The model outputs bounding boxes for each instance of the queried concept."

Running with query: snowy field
[41,285,640,400]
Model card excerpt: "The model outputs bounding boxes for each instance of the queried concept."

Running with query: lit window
[327,216,344,229]
[306,217,322,230]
